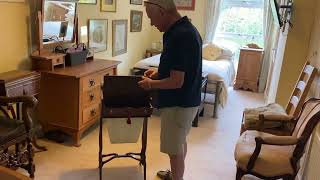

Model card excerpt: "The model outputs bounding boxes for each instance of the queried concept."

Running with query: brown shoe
[157,170,172,180]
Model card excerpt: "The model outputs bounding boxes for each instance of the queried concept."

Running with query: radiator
[304,126,320,180]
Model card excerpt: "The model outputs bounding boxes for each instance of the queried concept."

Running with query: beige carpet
[32,89,263,180]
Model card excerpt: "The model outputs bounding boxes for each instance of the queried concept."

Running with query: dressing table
[32,0,121,146]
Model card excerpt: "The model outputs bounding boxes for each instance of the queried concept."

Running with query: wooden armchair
[240,61,317,135]
[234,98,320,180]
[0,96,38,178]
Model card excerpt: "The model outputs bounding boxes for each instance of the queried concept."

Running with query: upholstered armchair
[0,96,38,178]
[234,98,320,180]
[240,62,317,135]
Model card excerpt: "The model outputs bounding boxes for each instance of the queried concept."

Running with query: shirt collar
[164,16,189,38]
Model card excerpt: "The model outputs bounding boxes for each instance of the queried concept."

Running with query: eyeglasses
[144,1,165,10]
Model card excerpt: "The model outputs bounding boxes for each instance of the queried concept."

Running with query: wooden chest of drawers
[0,70,40,119]
[234,47,264,92]
[38,60,120,146]
[0,70,40,97]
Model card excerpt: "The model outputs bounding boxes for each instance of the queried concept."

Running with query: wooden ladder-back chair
[240,61,317,135]
[234,98,320,180]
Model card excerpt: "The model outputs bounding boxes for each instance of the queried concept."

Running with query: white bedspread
[133,54,235,106]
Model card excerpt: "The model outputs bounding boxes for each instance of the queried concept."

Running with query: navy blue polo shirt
[157,16,202,108]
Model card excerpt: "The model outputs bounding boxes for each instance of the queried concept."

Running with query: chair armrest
[259,136,298,145]
[0,96,38,131]
[0,96,37,108]
[260,112,294,122]
[246,135,298,172]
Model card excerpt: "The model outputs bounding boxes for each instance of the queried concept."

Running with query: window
[215,0,264,48]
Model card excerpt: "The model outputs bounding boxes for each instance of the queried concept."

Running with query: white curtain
[258,0,274,93]
[204,0,223,44]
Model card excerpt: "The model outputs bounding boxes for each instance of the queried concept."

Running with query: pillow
[202,43,223,61]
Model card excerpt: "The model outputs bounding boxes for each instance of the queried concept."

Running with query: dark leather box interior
[102,76,153,118]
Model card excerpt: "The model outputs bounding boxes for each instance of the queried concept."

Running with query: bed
[132,57,235,117]
[132,41,238,117]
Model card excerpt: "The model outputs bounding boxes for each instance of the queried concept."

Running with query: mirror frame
[41,0,78,46]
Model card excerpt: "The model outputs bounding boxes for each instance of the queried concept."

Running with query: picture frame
[112,20,128,56]
[101,0,116,12]
[174,0,195,11]
[130,0,142,5]
[130,10,143,32]
[0,0,24,2]
[88,19,108,53]
[79,0,97,4]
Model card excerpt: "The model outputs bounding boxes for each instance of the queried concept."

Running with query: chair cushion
[241,175,263,180]
[243,103,286,129]
[0,116,26,146]
[234,131,295,177]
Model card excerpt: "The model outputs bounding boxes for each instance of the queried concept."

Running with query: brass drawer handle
[89,79,95,87]
[90,109,96,117]
[89,93,95,101]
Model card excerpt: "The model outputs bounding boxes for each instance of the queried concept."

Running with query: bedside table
[234,46,264,92]
[145,49,162,58]
[192,72,208,127]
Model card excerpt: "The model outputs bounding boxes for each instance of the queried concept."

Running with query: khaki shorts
[160,106,199,155]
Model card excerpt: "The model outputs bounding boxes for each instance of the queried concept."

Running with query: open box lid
[103,76,151,108]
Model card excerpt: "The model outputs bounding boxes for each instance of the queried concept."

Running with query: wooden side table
[192,72,208,127]
[145,49,162,58]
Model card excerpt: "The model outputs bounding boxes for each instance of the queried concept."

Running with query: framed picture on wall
[130,0,142,5]
[101,0,116,12]
[174,0,195,11]
[112,20,128,56]
[0,0,24,2]
[79,0,97,4]
[88,19,108,52]
[130,10,143,32]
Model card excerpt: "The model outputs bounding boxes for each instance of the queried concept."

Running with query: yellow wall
[0,1,205,75]
[275,0,317,106]
[149,0,206,44]
[0,2,30,72]
[78,1,154,75]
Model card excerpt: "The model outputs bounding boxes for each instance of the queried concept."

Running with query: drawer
[82,87,102,108]
[6,84,24,97]
[23,80,40,96]
[82,74,102,92]
[82,103,101,125]
[52,56,64,66]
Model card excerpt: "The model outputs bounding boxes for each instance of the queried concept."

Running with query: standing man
[138,0,202,180]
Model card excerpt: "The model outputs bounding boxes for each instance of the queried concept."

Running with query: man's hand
[144,68,158,79]
[138,76,153,90]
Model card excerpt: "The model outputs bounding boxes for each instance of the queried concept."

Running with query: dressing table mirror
[42,0,77,44]
[31,0,78,71]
